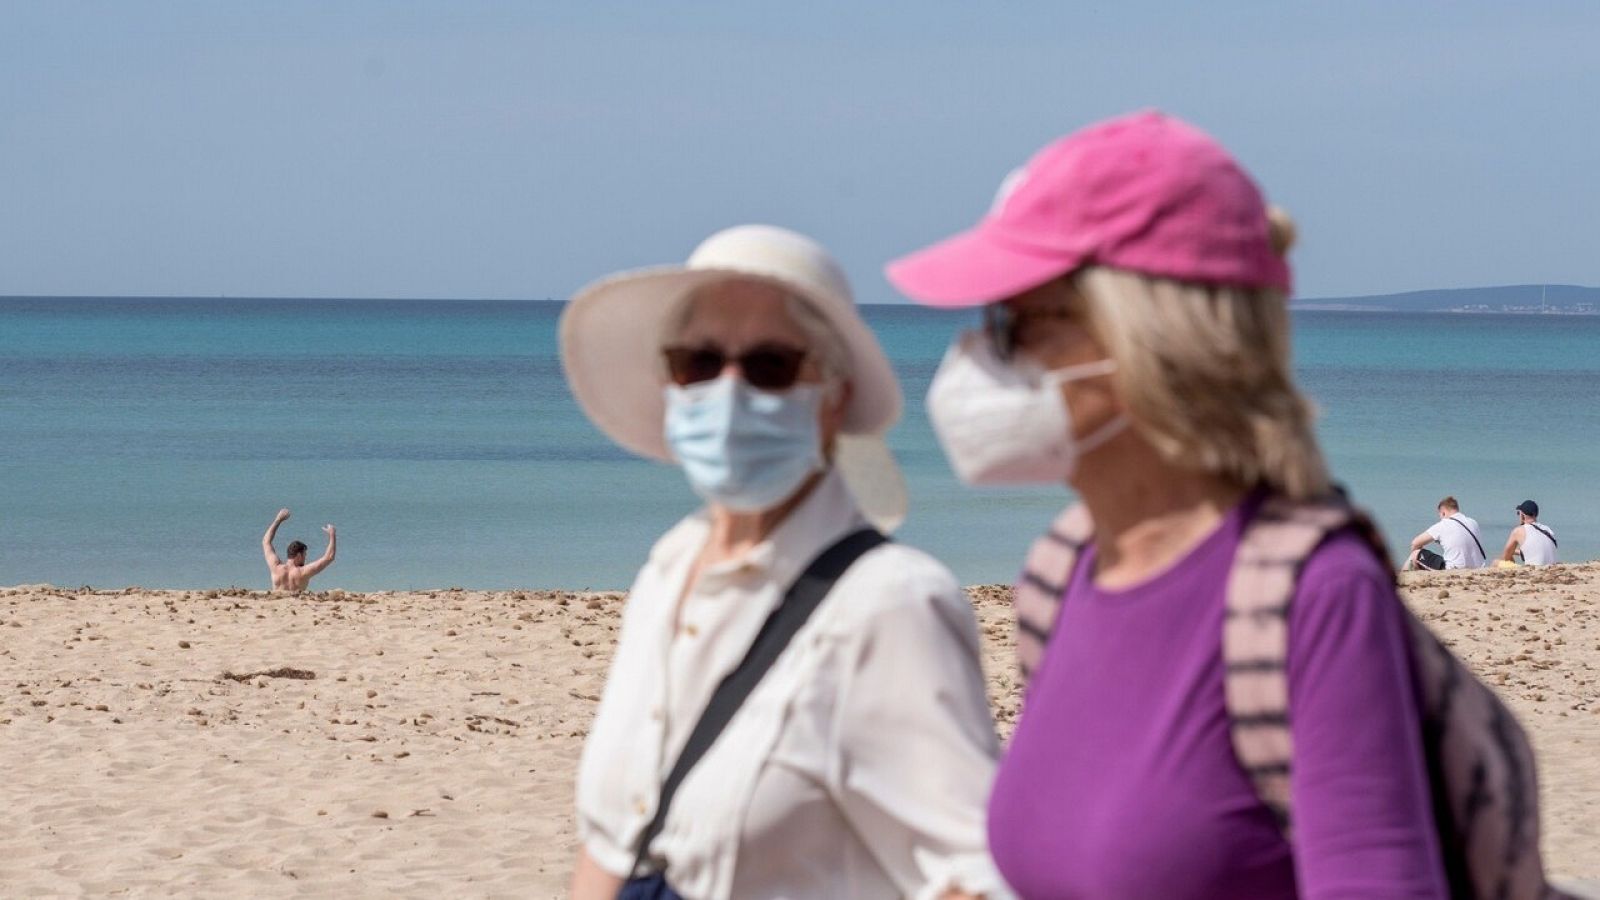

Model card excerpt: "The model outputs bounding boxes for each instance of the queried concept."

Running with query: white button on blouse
[575,471,1009,899]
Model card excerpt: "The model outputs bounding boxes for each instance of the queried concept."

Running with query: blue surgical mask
[664,375,825,512]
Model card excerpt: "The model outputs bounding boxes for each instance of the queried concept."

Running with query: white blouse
[575,470,1009,900]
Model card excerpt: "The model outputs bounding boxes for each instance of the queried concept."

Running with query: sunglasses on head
[662,343,809,391]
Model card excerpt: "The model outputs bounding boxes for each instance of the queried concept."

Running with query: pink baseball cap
[886,110,1290,307]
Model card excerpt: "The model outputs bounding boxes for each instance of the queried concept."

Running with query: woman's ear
[819,379,853,454]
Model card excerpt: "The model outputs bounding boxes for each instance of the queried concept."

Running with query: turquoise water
[3,298,1597,590]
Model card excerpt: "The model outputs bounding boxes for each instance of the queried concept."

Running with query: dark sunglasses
[982,304,1021,362]
[662,343,809,391]
[982,303,1075,362]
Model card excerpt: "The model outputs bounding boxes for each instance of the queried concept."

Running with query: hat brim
[885,226,1081,308]
[560,265,902,458]
[834,434,908,533]
[560,265,908,530]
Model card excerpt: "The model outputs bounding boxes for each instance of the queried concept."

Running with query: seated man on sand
[262,508,336,592]
[1404,495,1487,570]
[1500,499,1559,566]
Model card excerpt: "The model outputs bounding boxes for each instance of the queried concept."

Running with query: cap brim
[885,226,1080,308]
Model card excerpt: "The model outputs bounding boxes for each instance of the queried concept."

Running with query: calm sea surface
[3,298,1597,590]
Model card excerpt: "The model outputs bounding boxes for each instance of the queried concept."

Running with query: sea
[3,297,1598,591]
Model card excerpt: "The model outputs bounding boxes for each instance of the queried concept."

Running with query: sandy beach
[3,564,1597,897]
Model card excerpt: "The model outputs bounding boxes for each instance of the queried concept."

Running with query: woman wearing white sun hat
[563,224,1007,900]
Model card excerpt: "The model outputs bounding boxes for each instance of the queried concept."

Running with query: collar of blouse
[648,467,867,595]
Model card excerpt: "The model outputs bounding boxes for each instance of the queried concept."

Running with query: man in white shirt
[1499,499,1558,566]
[1405,495,1487,570]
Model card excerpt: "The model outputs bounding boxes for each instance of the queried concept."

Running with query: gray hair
[660,283,852,382]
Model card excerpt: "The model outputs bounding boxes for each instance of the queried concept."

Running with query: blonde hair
[1074,239,1331,500]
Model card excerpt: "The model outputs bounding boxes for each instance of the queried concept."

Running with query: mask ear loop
[1077,414,1130,455]
[817,374,849,463]
[1041,357,1127,455]
[1044,358,1119,382]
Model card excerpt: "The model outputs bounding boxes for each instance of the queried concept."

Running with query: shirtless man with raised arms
[262,508,336,592]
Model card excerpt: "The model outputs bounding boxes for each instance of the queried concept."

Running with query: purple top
[988,496,1447,899]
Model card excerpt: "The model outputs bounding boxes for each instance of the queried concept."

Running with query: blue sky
[3,2,1597,301]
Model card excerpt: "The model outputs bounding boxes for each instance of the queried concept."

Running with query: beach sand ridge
[2,565,1596,896]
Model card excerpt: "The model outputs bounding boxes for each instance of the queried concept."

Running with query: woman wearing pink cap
[888,112,1450,897]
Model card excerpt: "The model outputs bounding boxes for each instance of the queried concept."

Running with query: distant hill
[1294,284,1600,314]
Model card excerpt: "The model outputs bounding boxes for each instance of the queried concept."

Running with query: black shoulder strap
[629,527,888,878]
[1448,515,1487,559]
[1528,522,1557,548]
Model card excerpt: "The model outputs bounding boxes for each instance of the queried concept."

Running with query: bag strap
[1527,522,1557,548]
[1222,496,1396,839]
[1014,504,1092,682]
[1221,496,1365,836]
[1448,514,1487,560]
[629,527,888,877]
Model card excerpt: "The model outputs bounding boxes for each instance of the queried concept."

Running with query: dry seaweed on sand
[218,667,316,682]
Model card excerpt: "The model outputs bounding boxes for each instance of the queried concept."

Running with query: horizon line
[2,281,1596,306]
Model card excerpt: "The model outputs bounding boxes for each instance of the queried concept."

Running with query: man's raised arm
[263,508,290,566]
[305,524,337,576]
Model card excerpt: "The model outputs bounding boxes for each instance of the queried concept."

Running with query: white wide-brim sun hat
[559,224,908,531]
